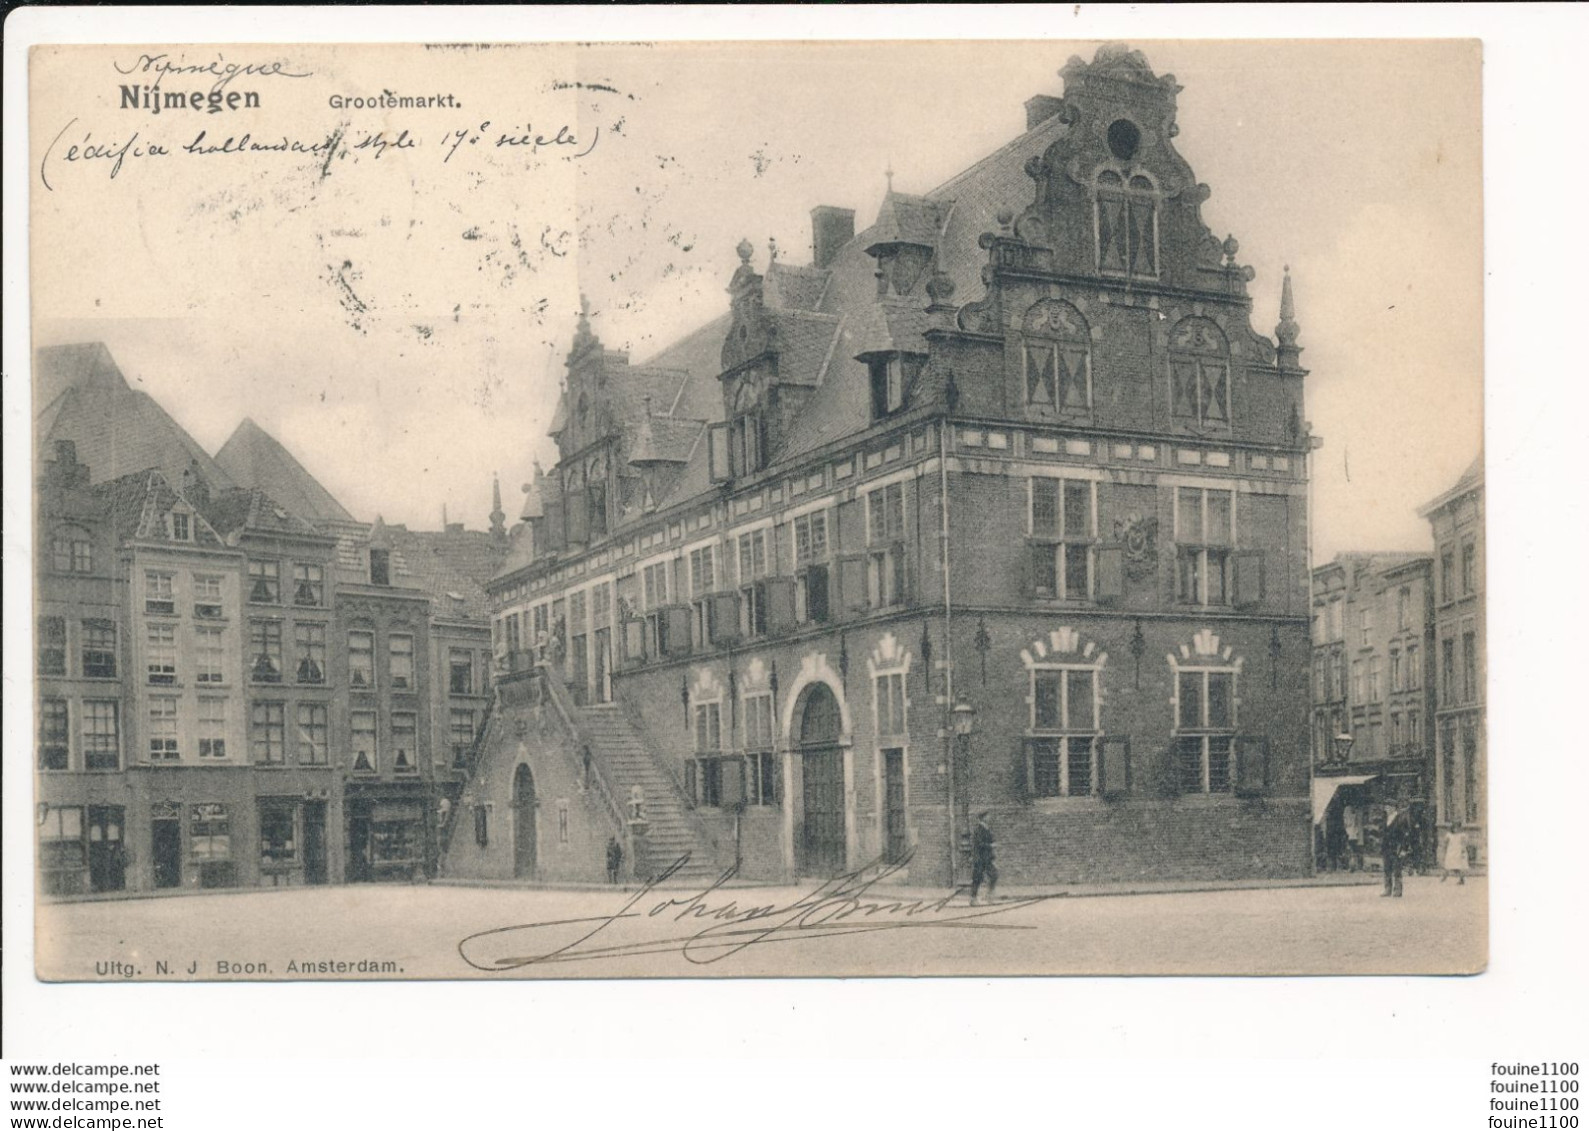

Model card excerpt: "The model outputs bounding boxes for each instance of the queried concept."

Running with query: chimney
[811,206,856,270]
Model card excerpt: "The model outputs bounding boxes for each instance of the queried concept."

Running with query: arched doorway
[512,764,537,879]
[798,684,845,875]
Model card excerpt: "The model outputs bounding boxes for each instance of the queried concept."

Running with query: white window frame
[146,623,178,686]
[1028,476,1099,601]
[198,697,227,759]
[148,697,180,761]
[1172,665,1239,795]
[1172,485,1235,608]
[1027,663,1102,798]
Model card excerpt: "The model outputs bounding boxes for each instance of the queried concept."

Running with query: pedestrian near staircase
[574,700,724,885]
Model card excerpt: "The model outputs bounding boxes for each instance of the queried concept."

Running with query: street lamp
[948,698,977,886]
[1333,732,1354,765]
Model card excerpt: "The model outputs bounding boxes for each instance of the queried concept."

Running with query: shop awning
[1311,774,1379,824]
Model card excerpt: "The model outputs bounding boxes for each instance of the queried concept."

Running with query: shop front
[1313,761,1433,874]
[345,784,434,883]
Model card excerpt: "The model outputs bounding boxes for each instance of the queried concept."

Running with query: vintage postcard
[27,38,1484,979]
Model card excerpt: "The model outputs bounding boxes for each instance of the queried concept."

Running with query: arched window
[51,525,93,574]
[1020,300,1091,412]
[1095,169,1159,279]
[1020,628,1110,798]
[1169,317,1231,427]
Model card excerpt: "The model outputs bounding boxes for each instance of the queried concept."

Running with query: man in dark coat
[1380,808,1406,898]
[605,835,624,885]
[970,811,998,906]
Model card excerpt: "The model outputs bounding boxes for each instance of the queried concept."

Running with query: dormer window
[169,511,191,542]
[369,549,391,586]
[1094,168,1158,279]
[733,413,766,476]
[868,354,921,422]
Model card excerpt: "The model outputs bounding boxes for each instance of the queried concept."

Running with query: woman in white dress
[1441,823,1469,884]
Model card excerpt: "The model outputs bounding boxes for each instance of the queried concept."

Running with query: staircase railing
[611,688,701,819]
[437,693,498,863]
[538,663,631,859]
[602,688,723,872]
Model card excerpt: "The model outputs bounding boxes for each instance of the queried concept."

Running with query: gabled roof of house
[202,486,324,539]
[95,469,228,548]
[380,525,499,619]
[214,417,356,524]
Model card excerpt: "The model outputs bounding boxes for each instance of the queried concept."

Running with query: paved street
[36,875,1486,981]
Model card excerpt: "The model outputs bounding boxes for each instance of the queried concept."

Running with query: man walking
[970,811,998,906]
[1380,807,1405,898]
[605,834,625,885]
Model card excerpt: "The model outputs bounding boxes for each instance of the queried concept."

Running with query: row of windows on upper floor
[36,694,482,775]
[1313,583,1428,647]
[38,615,485,696]
[1315,644,1426,704]
[501,479,1274,679]
[1313,627,1481,710]
[44,538,336,611]
[522,420,1299,599]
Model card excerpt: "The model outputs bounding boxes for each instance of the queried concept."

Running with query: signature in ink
[456,849,1056,971]
[113,52,312,92]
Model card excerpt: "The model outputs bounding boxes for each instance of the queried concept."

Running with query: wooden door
[86,805,126,893]
[513,764,537,879]
[883,748,908,865]
[302,802,328,885]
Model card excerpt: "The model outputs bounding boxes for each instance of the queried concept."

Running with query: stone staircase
[575,701,723,885]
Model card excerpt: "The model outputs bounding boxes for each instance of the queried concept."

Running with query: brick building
[33,346,501,895]
[1310,553,1438,871]
[1421,457,1485,867]
[457,43,1317,888]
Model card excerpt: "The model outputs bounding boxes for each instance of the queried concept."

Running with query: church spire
[1275,265,1303,370]
[489,473,507,541]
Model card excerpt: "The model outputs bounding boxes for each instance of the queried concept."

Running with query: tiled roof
[770,309,841,387]
[95,469,228,548]
[867,192,948,249]
[631,315,731,423]
[847,299,930,359]
[765,262,830,311]
[382,526,500,619]
[214,418,356,524]
[629,412,701,465]
[202,486,322,539]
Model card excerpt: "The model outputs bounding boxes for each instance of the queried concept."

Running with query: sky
[30,40,1482,560]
